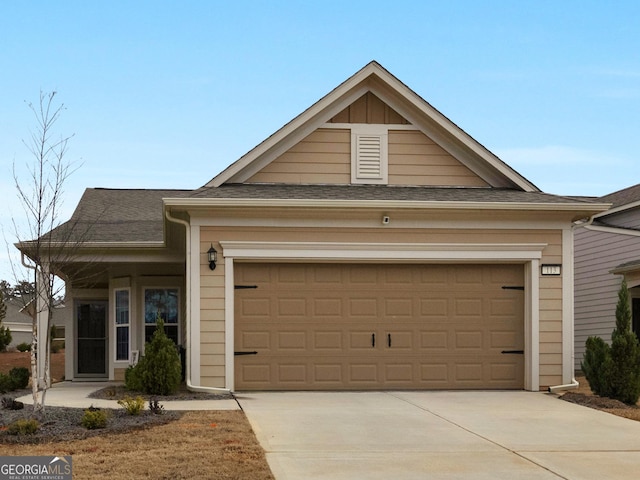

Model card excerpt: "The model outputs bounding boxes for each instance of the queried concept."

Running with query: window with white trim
[144,288,179,344]
[351,125,388,184]
[114,289,130,361]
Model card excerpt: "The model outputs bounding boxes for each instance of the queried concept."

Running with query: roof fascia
[593,199,640,219]
[207,62,538,191]
[584,224,640,237]
[164,197,610,214]
[365,77,537,191]
[208,63,381,187]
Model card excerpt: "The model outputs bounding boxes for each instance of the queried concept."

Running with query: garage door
[234,263,524,390]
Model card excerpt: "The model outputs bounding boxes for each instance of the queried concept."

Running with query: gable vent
[352,128,388,184]
[357,135,382,178]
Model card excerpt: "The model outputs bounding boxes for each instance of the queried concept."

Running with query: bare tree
[12,91,79,415]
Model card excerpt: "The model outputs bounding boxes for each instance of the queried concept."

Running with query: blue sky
[1,1,640,281]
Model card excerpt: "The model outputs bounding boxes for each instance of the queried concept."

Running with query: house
[17,62,608,391]
[574,183,640,369]
[2,295,64,350]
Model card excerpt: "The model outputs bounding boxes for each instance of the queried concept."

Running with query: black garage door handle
[501,350,524,354]
[234,351,258,356]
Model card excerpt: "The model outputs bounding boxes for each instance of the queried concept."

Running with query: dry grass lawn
[0,351,274,479]
[1,410,274,479]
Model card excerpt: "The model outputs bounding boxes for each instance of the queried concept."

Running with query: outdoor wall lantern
[207,244,218,271]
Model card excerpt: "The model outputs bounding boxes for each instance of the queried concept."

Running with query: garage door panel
[349,331,376,349]
[313,298,343,316]
[235,263,524,390]
[349,363,379,383]
[277,331,307,350]
[313,331,343,350]
[420,299,448,316]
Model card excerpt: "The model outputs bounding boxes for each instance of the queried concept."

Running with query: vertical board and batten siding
[198,225,564,389]
[574,227,640,369]
[329,92,409,124]
[246,128,488,188]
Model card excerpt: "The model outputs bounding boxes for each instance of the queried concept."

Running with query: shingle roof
[41,184,600,246]
[47,188,191,243]
[598,183,640,208]
[187,183,596,205]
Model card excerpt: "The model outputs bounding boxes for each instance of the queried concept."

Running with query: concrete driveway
[237,391,640,479]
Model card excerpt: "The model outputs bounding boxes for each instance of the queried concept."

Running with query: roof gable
[207,61,538,192]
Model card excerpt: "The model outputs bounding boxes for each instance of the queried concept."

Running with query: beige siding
[246,128,489,188]
[246,129,351,184]
[198,250,226,388]
[198,223,564,389]
[330,92,409,124]
[388,130,488,187]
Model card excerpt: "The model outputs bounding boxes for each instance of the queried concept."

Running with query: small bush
[7,418,39,435]
[582,336,612,397]
[124,365,144,392]
[9,367,30,390]
[128,319,181,395]
[16,342,31,352]
[118,395,145,415]
[81,408,108,429]
[0,373,12,394]
[1,397,24,410]
[149,398,164,415]
[0,325,11,352]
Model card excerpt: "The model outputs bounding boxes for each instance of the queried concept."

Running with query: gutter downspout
[165,210,231,394]
[548,213,599,394]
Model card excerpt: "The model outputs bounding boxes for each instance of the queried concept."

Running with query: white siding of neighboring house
[574,225,640,369]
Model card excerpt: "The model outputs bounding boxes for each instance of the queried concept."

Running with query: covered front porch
[61,262,186,382]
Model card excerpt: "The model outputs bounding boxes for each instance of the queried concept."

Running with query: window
[114,289,130,361]
[144,288,179,344]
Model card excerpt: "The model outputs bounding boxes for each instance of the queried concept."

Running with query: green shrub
[51,340,65,353]
[128,319,181,395]
[16,342,31,352]
[0,325,11,352]
[609,280,640,404]
[0,373,12,394]
[8,367,30,390]
[0,291,10,352]
[7,418,39,435]
[81,408,108,429]
[124,365,143,392]
[582,280,640,405]
[582,336,612,397]
[117,395,145,415]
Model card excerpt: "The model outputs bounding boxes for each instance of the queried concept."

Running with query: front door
[76,301,108,377]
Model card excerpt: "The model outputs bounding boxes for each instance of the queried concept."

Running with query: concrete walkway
[15,381,240,411]
[238,391,640,480]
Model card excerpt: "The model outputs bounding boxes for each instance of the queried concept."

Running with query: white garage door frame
[219,241,546,392]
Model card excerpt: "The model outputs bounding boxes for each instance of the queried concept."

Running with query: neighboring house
[574,183,640,369]
[2,296,65,349]
[17,62,607,391]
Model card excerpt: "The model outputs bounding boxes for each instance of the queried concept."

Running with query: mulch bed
[562,391,634,410]
[0,385,234,445]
